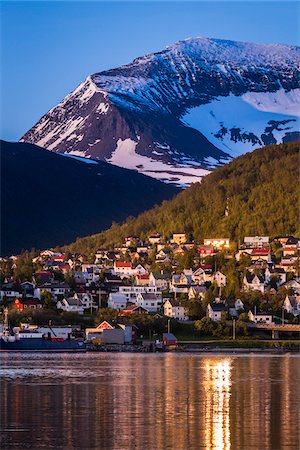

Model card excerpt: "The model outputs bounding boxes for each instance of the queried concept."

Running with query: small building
[135,274,150,286]
[188,285,207,300]
[198,245,214,257]
[250,248,271,262]
[243,236,269,248]
[108,293,128,311]
[163,333,178,347]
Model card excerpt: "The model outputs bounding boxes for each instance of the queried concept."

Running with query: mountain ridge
[20,36,300,186]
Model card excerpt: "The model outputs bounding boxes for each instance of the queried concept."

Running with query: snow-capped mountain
[20,37,300,186]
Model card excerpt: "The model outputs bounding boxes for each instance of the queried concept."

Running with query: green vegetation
[62,141,299,257]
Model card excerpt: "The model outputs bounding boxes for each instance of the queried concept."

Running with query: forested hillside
[63,141,299,256]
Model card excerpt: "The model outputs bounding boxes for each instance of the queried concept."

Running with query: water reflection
[203,358,232,450]
[0,354,299,449]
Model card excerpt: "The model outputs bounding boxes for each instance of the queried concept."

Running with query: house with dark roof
[136,292,162,312]
[207,302,227,321]
[243,273,265,293]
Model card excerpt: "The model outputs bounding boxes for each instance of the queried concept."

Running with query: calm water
[0,353,299,450]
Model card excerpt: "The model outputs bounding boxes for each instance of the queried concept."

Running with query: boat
[0,308,86,352]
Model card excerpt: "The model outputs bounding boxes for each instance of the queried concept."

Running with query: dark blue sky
[1,1,299,141]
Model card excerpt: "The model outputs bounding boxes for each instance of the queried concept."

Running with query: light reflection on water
[0,353,299,450]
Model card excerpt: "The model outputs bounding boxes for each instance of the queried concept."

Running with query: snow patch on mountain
[241,88,300,116]
[183,90,299,156]
[108,138,210,186]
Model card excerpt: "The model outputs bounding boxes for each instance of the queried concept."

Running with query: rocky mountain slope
[21,37,300,186]
[0,141,178,255]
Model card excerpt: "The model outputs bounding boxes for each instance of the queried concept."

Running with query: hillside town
[0,233,299,345]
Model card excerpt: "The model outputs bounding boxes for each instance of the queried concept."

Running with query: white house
[107,293,128,311]
[118,285,161,302]
[136,293,162,312]
[113,261,133,277]
[56,298,84,315]
[206,303,227,321]
[243,274,265,293]
[212,271,227,287]
[283,295,300,316]
[243,236,269,248]
[73,293,94,310]
[248,311,273,324]
[163,299,188,321]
